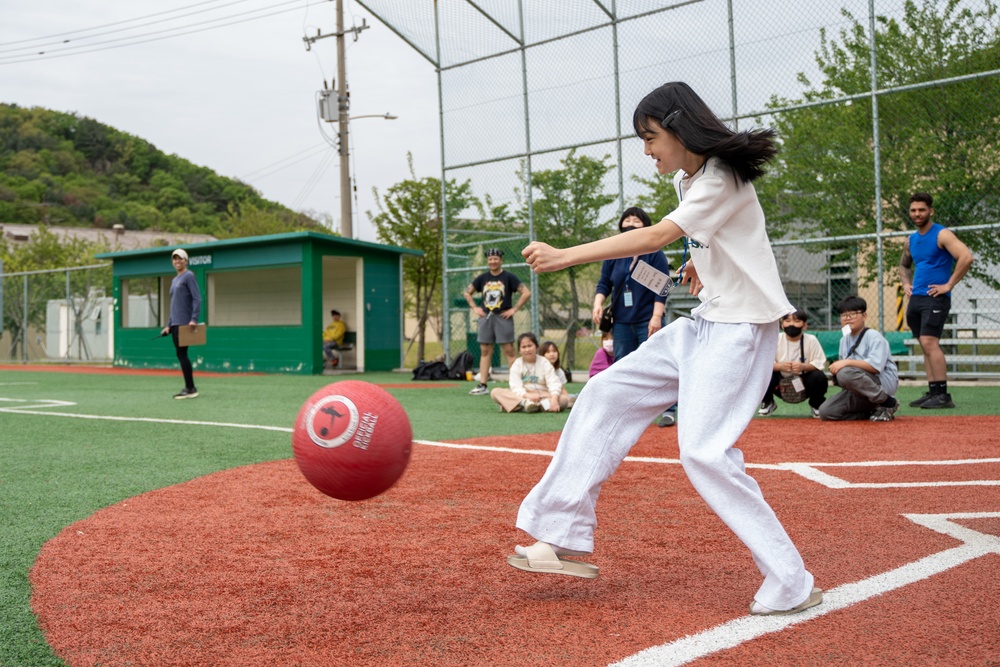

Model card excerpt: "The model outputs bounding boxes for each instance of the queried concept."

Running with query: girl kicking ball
[508,81,821,616]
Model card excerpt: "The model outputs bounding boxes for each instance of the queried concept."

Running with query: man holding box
[161,248,202,399]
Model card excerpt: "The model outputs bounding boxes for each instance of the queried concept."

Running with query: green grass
[0,368,997,665]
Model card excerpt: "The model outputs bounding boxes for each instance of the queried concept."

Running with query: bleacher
[896,306,1000,379]
[816,301,1000,379]
[670,297,1000,380]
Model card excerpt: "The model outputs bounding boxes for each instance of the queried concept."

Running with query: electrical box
[318,89,337,122]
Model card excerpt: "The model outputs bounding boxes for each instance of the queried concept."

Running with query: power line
[0,0,313,65]
[242,143,332,182]
[0,0,231,47]
[292,150,338,210]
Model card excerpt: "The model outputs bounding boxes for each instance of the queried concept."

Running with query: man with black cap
[464,248,531,395]
[160,248,202,399]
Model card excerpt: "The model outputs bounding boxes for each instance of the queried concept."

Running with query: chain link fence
[359,0,1000,377]
[1,264,114,364]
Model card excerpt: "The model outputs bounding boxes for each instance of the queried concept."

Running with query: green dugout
[97,232,420,374]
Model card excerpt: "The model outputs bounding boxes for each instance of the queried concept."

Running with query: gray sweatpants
[515,315,815,610]
[818,366,890,421]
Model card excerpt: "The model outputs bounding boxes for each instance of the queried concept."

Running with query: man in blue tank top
[898,193,973,409]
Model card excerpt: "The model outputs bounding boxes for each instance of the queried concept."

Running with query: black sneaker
[870,402,898,422]
[920,393,955,409]
[174,388,199,399]
[908,392,932,407]
[758,400,777,416]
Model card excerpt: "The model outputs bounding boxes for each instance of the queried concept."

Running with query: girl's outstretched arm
[523,218,684,273]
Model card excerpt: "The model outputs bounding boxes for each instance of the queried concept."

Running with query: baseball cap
[171,248,189,260]
[486,248,504,257]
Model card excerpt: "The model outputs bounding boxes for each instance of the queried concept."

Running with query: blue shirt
[596,251,672,325]
[839,328,899,395]
[169,270,202,326]
[910,224,954,296]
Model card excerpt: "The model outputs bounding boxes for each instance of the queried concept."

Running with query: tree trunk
[564,267,581,369]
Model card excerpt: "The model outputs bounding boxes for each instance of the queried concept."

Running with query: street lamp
[317,89,397,238]
[349,114,398,121]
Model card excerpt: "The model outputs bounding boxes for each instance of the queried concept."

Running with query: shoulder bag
[777,337,808,404]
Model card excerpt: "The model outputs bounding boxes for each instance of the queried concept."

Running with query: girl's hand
[523,242,566,273]
[681,263,703,296]
[647,315,663,337]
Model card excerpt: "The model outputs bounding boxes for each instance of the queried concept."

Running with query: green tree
[0,104,315,236]
[529,150,617,368]
[631,172,679,223]
[761,0,1000,283]
[369,153,474,362]
[214,202,323,239]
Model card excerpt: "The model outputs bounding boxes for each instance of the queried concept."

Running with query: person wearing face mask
[588,331,615,377]
[592,206,676,425]
[758,308,828,418]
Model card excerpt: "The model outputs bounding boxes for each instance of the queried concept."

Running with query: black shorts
[906,294,950,339]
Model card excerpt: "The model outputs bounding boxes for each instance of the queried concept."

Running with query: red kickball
[292,381,413,501]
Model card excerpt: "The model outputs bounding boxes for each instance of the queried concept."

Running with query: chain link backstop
[357,0,1000,376]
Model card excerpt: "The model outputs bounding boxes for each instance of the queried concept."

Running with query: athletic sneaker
[811,407,821,419]
[174,388,199,400]
[657,411,676,427]
[469,384,489,396]
[523,400,542,413]
[908,392,932,407]
[920,393,955,409]
[758,400,777,416]
[870,402,898,422]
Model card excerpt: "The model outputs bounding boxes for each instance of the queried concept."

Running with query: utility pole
[335,0,351,239]
[304,0,369,239]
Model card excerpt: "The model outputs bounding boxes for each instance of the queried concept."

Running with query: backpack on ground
[448,351,474,380]
[412,360,450,381]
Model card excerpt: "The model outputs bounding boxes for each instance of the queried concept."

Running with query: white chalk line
[3,399,997,485]
[5,397,1000,666]
[609,512,1000,667]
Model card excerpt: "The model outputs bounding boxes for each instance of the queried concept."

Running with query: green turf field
[2,368,998,666]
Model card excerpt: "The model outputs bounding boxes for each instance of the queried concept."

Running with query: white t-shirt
[667,157,793,323]
[775,332,827,375]
[508,356,563,398]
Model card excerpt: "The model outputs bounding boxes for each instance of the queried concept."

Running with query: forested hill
[0,104,327,238]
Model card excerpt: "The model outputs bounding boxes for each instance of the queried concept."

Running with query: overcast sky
[0,0,440,243]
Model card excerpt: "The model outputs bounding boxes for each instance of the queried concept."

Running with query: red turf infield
[30,417,1000,666]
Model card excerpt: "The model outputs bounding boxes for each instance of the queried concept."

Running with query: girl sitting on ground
[491,333,568,413]
[539,340,576,409]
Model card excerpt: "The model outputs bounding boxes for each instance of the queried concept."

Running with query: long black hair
[632,82,776,183]
[618,206,652,232]
[539,340,572,383]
